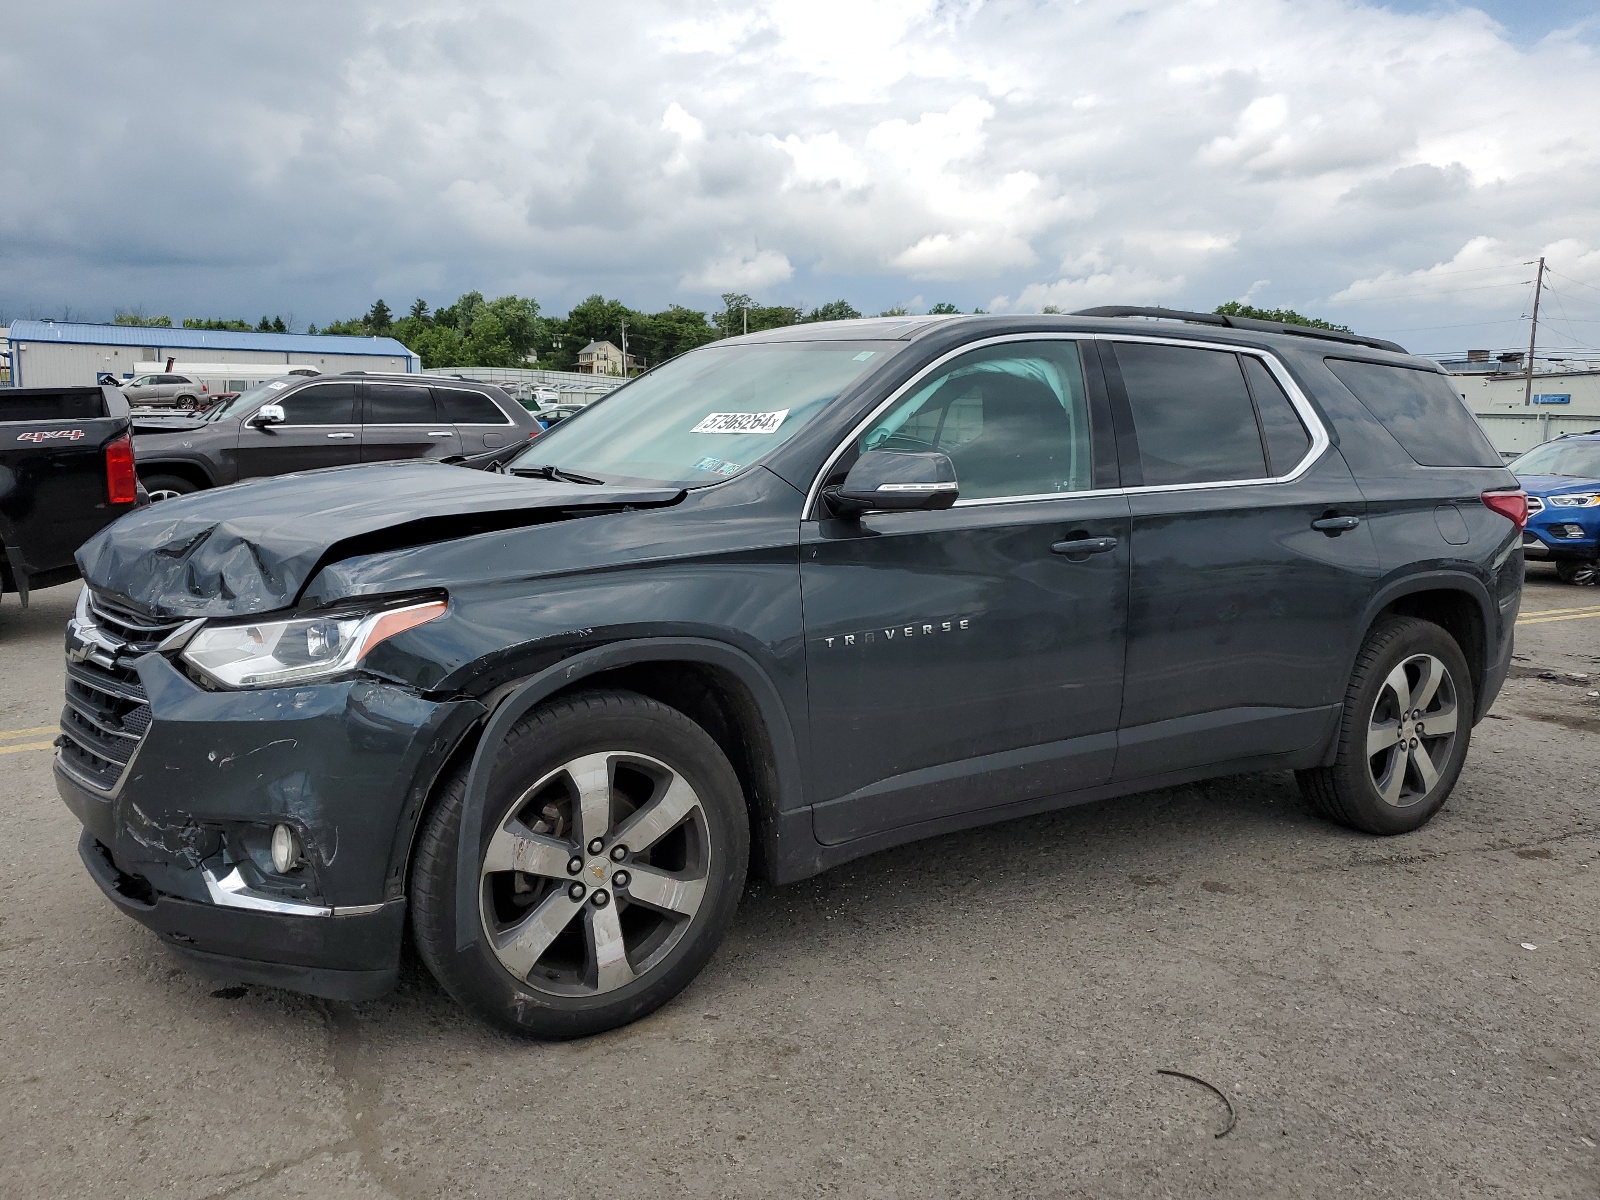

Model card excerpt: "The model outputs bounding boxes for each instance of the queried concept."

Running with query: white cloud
[681,249,794,292]
[661,102,704,142]
[1,0,1598,355]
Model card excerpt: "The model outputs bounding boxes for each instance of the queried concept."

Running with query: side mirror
[826,449,959,516]
[251,403,286,427]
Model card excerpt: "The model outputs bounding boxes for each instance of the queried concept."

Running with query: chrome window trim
[801,332,1331,519]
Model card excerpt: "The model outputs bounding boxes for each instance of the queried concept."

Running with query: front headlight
[181,599,447,688]
[1548,493,1600,507]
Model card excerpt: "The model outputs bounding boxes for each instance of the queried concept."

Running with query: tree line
[307,292,979,373]
[104,297,1348,373]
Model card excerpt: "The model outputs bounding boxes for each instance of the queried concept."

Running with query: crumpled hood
[77,461,682,618]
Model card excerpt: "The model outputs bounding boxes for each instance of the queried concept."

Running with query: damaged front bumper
[56,647,482,1001]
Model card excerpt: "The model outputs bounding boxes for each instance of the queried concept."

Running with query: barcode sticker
[691,410,789,435]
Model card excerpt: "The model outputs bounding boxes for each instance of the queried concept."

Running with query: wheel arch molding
[1356,570,1497,717]
[136,456,217,489]
[448,636,807,952]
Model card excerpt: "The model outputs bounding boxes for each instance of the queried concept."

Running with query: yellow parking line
[0,725,58,740]
[1518,607,1600,627]
[0,740,56,755]
[1520,603,1600,618]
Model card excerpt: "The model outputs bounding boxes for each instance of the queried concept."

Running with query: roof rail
[1072,306,1407,355]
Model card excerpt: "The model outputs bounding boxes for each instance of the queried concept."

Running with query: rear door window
[365,382,442,424]
[1241,357,1312,475]
[434,387,509,425]
[1324,359,1501,467]
[278,382,358,425]
[1112,343,1267,486]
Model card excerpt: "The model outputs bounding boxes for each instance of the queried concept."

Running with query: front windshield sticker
[265,379,289,390]
[691,409,789,435]
[852,351,877,361]
[692,456,742,476]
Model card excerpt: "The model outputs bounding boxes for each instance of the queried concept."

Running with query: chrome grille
[59,592,188,792]
[86,593,187,651]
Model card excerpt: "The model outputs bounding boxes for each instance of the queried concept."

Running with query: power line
[1545,267,1600,296]
[1325,280,1531,305]
[1383,318,1529,333]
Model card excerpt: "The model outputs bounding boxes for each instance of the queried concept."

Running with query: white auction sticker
[691,410,789,435]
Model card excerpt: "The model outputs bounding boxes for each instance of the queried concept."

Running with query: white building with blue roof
[3,320,420,388]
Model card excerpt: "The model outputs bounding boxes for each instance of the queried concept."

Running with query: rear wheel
[175,394,199,411]
[140,473,198,502]
[1297,616,1473,835]
[410,689,749,1038]
[1554,558,1598,586]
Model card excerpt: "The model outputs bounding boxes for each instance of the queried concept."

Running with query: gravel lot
[2,570,1597,1199]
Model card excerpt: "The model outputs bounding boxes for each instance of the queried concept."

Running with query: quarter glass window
[1242,356,1312,475]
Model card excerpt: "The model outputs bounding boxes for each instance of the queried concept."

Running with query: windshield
[1510,440,1600,479]
[204,378,289,422]
[508,341,897,486]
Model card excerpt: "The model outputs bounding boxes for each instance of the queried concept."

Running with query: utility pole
[1523,255,1546,407]
[618,317,629,378]
[742,305,748,337]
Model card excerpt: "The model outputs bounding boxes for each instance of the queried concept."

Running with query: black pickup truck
[1,386,141,604]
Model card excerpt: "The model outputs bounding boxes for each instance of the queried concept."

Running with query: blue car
[1512,431,1600,585]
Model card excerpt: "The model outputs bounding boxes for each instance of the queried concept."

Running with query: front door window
[858,341,1093,500]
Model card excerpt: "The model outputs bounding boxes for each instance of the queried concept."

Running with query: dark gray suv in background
[58,309,1524,1037]
[131,372,539,500]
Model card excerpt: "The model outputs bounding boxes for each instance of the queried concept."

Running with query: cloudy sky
[3,0,1599,353]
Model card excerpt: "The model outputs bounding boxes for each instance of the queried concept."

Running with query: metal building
[1441,352,1600,458]
[3,321,420,388]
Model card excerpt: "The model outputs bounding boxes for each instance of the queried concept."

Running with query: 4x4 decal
[16,429,85,443]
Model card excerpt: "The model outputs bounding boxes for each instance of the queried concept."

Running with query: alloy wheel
[479,751,711,996]
[1557,559,1598,586]
[1366,653,1458,809]
[146,488,184,502]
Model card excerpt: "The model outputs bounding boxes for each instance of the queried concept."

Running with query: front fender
[449,636,811,951]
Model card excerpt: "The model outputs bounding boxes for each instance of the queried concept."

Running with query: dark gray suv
[131,372,539,500]
[58,309,1525,1037]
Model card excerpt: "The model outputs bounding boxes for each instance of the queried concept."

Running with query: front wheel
[1297,616,1474,835]
[1555,558,1599,586]
[410,689,749,1038]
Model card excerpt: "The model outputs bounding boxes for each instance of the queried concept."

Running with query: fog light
[270,824,302,873]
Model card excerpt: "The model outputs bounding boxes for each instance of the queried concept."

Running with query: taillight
[105,434,138,505]
[1482,488,1528,530]
[201,382,209,393]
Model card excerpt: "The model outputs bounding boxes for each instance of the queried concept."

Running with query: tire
[140,473,199,502]
[1554,558,1598,586]
[410,688,750,1038]
[175,395,199,411]
[1296,616,1474,835]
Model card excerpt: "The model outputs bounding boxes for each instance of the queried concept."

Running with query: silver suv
[121,373,204,410]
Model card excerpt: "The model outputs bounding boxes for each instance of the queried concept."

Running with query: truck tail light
[105,434,138,505]
[1481,488,1528,530]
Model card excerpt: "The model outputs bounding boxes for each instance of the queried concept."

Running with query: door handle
[1051,535,1119,558]
[326,432,356,439]
[428,430,454,437]
[1310,515,1361,535]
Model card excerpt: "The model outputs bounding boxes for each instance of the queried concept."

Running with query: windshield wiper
[510,463,606,485]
